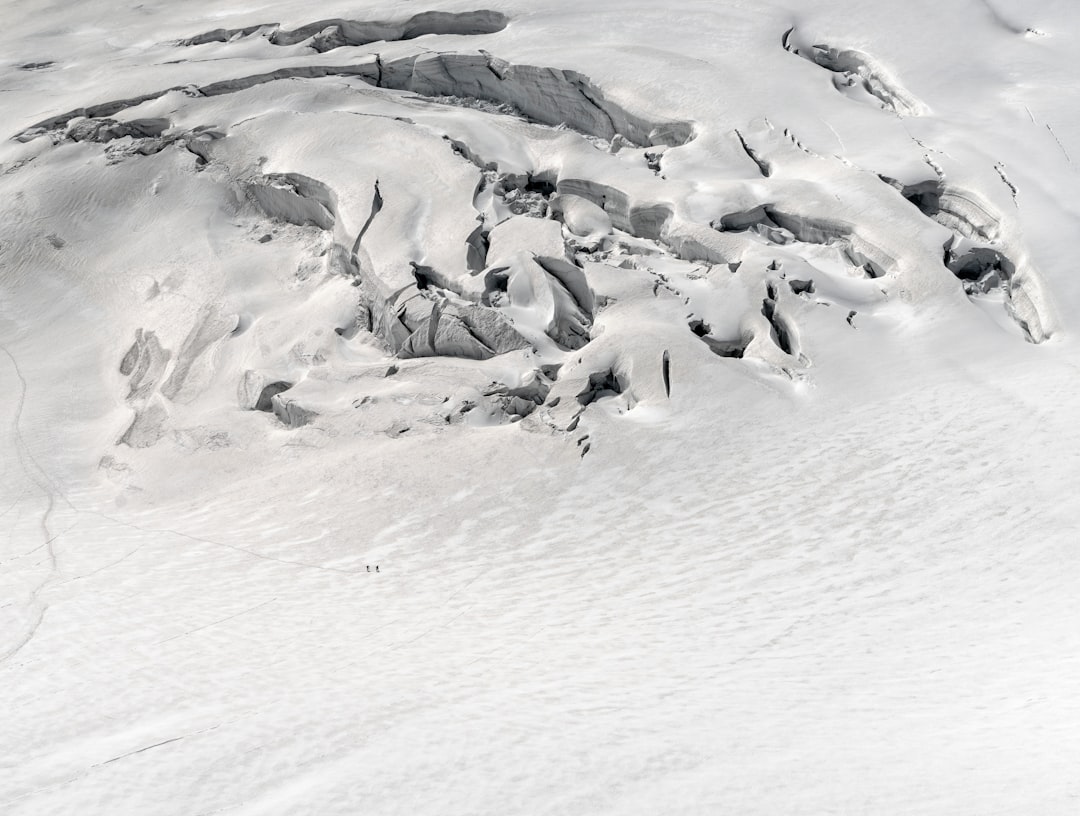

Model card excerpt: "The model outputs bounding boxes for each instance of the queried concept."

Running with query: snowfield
[2,0,1079,813]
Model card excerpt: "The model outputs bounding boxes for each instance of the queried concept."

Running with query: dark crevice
[715,205,779,232]
[781,26,797,54]
[445,136,498,173]
[411,262,437,290]
[414,55,693,147]
[947,247,1015,295]
[199,64,378,97]
[880,175,942,218]
[690,319,746,358]
[15,53,694,150]
[734,129,771,177]
[857,260,885,279]
[255,381,293,412]
[16,89,180,140]
[762,282,795,356]
[481,266,509,306]
[994,163,1018,204]
[525,177,557,197]
[67,117,171,143]
[576,369,624,407]
[179,10,510,51]
[891,173,1046,342]
[784,28,925,116]
[764,207,844,245]
[465,223,489,273]
[180,24,271,46]
[701,337,748,358]
[352,180,383,257]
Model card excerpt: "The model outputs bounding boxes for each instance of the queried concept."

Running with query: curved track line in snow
[0,345,62,664]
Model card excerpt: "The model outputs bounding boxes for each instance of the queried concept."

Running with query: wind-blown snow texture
[2,0,1079,813]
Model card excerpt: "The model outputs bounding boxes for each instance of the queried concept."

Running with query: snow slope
[2,0,1079,813]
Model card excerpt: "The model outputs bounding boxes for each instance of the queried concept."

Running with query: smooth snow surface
[2,0,1080,813]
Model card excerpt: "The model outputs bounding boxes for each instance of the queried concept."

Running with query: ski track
[0,345,61,665]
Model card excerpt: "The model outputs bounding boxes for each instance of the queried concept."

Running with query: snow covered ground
[2,0,1080,812]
